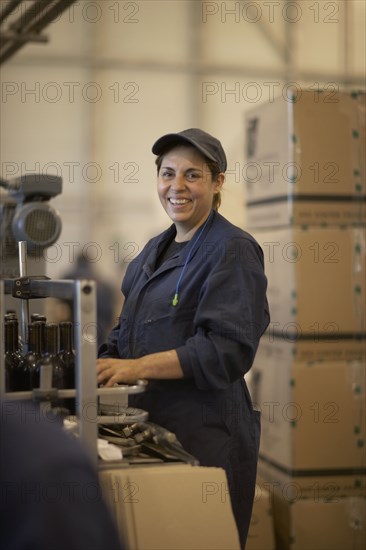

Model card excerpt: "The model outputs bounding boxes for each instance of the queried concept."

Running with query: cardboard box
[248,344,365,471]
[274,495,366,550]
[256,460,366,550]
[255,225,366,338]
[246,485,275,550]
[256,458,366,501]
[245,90,366,228]
[100,464,240,550]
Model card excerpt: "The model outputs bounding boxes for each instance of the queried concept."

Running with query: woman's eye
[187,172,200,181]
[161,170,173,178]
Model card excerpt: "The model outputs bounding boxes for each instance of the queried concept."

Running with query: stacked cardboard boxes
[245,90,366,549]
[245,90,365,228]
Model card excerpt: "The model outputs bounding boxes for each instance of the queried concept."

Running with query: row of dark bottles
[4,313,75,393]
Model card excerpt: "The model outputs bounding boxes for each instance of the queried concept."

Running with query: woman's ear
[214,172,225,193]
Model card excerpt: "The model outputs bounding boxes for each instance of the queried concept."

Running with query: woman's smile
[157,145,223,241]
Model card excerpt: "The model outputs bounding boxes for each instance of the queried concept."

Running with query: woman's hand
[97,358,141,387]
[97,350,184,387]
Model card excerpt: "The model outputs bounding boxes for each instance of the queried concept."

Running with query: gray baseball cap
[152,128,227,173]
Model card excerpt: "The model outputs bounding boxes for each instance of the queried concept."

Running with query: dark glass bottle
[27,316,45,352]
[58,322,75,389]
[30,313,47,323]
[58,321,76,415]
[4,320,22,392]
[5,311,17,321]
[17,321,45,390]
[5,312,23,355]
[41,323,66,389]
[27,322,33,353]
[29,315,47,352]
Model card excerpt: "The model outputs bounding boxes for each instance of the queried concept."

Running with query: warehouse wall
[1,0,365,287]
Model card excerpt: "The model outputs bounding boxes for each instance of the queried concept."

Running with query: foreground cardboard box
[246,485,275,550]
[100,464,240,550]
[248,344,365,471]
[254,225,366,339]
[257,460,366,550]
[245,90,366,228]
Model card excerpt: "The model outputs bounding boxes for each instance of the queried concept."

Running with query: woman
[97,128,270,547]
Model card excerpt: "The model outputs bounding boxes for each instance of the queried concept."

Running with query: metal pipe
[0,0,50,49]
[18,241,29,352]
[0,30,48,42]
[0,0,50,58]
[9,0,52,33]
[0,0,23,24]
[0,0,77,65]
[20,0,75,34]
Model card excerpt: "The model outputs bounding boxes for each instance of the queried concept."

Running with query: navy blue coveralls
[99,210,270,547]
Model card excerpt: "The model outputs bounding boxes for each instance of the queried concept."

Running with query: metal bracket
[32,388,59,402]
[11,275,50,299]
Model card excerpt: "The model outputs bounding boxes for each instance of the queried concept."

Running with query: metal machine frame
[0,277,146,467]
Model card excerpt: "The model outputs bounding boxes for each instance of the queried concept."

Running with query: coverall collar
[143,210,216,279]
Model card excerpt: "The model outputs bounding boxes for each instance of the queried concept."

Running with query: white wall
[1,0,365,286]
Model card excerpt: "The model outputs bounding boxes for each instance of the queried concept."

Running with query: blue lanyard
[172,212,212,306]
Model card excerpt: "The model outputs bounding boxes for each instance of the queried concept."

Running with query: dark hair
[155,147,222,211]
